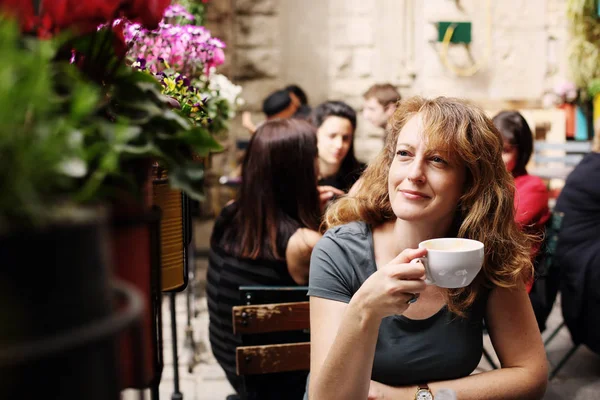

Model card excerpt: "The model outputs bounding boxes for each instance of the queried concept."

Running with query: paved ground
[123,220,600,400]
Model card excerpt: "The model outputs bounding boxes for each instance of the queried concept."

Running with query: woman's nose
[407,160,426,183]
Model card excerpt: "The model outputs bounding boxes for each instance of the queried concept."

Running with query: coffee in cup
[411,238,484,288]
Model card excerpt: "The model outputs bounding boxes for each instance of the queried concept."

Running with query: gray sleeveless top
[307,221,488,388]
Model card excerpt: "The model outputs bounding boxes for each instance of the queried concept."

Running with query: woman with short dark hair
[207,119,323,400]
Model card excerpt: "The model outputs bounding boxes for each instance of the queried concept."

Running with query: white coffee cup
[411,238,484,288]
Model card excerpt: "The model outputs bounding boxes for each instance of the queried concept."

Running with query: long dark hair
[221,119,320,260]
[310,101,363,189]
[492,110,533,177]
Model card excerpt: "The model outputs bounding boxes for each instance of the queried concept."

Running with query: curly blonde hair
[324,97,533,315]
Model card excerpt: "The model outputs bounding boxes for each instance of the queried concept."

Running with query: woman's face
[502,139,518,173]
[388,115,466,225]
[316,116,353,167]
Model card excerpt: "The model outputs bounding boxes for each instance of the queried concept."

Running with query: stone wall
[206,0,570,164]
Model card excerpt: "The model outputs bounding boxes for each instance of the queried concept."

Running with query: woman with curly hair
[306,97,548,400]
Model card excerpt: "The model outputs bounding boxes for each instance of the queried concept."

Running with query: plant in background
[126,3,241,139]
[201,70,244,137]
[0,0,223,228]
[124,6,225,78]
[0,17,101,230]
[173,0,209,26]
[542,79,579,108]
[567,0,600,99]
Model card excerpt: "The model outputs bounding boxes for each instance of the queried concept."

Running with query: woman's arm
[308,248,427,400]
[308,297,379,400]
[286,228,322,285]
[369,284,548,400]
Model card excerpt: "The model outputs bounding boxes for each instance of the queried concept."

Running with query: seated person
[362,83,401,130]
[241,89,299,134]
[493,110,550,292]
[286,84,312,119]
[554,134,600,355]
[207,119,324,400]
[306,97,547,400]
[309,101,365,192]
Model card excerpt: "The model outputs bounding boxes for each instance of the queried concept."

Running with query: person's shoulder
[517,174,548,192]
[324,221,369,239]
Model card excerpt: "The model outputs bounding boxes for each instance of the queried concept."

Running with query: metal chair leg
[482,348,499,369]
[544,321,565,347]
[549,344,580,380]
[169,292,183,400]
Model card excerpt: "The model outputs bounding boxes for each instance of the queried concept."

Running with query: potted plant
[0,0,225,392]
[0,17,122,400]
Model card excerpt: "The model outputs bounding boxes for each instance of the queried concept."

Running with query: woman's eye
[396,150,410,157]
[431,156,447,164]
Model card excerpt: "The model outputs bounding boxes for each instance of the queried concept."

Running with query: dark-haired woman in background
[493,110,550,292]
[310,101,365,192]
[207,119,324,400]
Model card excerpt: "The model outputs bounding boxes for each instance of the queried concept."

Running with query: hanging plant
[567,0,600,98]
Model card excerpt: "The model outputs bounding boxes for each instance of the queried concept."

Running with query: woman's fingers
[318,185,345,196]
[391,278,427,294]
[386,261,426,280]
[391,247,427,264]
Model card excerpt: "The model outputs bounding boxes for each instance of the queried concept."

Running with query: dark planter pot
[0,209,119,400]
[110,210,161,389]
[110,159,162,389]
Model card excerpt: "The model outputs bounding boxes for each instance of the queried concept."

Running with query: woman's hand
[350,247,428,320]
[318,185,345,211]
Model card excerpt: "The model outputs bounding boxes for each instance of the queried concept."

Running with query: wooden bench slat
[236,342,310,375]
[232,301,310,335]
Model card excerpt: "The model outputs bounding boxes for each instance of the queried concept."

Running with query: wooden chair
[232,286,310,399]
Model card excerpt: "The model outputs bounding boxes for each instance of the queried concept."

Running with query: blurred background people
[309,101,364,192]
[286,84,312,119]
[553,133,600,356]
[362,83,401,130]
[493,110,550,292]
[241,89,299,134]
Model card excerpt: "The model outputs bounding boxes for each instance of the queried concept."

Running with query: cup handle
[410,256,434,285]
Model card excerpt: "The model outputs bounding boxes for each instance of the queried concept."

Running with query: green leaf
[168,165,205,202]
[181,126,223,156]
[115,143,158,155]
[114,125,143,144]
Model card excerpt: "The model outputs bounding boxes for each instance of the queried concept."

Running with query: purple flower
[124,3,226,77]
[164,4,195,21]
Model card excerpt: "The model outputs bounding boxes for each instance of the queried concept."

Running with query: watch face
[416,389,433,400]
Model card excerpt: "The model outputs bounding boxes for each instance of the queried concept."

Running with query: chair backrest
[232,286,310,376]
[533,141,592,167]
[537,211,565,276]
[529,211,565,333]
[530,141,591,181]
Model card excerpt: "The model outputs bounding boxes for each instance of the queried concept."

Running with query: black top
[207,204,305,396]
[308,222,489,387]
[318,164,364,192]
[554,152,600,352]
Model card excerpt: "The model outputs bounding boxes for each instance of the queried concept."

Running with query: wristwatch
[415,383,434,400]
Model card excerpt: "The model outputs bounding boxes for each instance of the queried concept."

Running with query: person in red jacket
[493,111,551,292]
